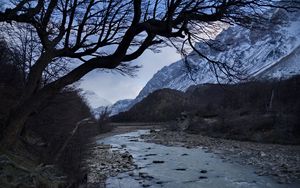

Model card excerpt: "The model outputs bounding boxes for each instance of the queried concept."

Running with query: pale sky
[79,46,181,105]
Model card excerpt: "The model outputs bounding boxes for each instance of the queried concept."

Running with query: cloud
[79,46,181,105]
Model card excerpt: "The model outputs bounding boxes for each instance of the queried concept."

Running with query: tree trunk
[0,89,52,150]
[1,111,29,150]
[268,89,275,111]
[0,53,57,150]
[0,55,111,151]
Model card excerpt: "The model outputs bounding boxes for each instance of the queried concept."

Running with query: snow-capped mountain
[136,10,300,94]
[96,8,300,116]
[257,45,300,79]
[137,9,300,99]
[93,99,134,117]
[81,90,111,109]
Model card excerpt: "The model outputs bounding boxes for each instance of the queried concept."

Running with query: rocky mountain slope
[95,8,300,116]
[137,9,300,97]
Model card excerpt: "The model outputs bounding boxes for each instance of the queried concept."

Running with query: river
[95,130,299,188]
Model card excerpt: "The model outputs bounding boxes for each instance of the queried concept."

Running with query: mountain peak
[94,8,300,117]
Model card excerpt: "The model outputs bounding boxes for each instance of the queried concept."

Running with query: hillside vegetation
[112,76,300,144]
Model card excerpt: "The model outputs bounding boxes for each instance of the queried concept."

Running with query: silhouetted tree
[0,0,299,148]
[97,106,112,133]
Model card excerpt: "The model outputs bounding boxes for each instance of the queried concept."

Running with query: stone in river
[175,168,187,171]
[199,176,208,179]
[152,160,165,164]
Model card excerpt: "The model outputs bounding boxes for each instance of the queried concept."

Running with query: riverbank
[93,124,160,140]
[84,125,158,187]
[84,128,300,188]
[140,129,300,184]
[85,143,135,187]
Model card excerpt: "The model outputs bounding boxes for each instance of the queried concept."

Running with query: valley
[1,1,300,188]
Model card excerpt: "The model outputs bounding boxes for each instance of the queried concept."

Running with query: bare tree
[0,0,299,149]
[0,23,40,82]
[0,22,71,85]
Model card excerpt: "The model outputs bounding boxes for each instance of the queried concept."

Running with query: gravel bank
[84,126,157,187]
[85,144,135,187]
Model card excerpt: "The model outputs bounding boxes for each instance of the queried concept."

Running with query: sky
[79,46,181,107]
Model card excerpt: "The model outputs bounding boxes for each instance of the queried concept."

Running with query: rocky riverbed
[85,144,136,187]
[84,126,158,187]
[85,128,300,188]
[141,129,300,184]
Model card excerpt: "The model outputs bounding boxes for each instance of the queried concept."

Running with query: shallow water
[96,130,299,188]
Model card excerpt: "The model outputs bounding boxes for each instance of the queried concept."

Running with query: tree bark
[0,86,53,150]
[0,52,56,150]
[0,57,113,150]
[1,110,29,150]
[20,52,53,102]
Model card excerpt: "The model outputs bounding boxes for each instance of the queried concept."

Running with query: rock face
[97,8,300,116]
[257,45,300,79]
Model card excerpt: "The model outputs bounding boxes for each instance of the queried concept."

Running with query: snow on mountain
[257,45,300,79]
[108,99,134,116]
[93,99,133,117]
[96,8,300,116]
[135,9,300,100]
[81,90,112,109]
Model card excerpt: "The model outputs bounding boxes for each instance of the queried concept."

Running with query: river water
[96,130,299,188]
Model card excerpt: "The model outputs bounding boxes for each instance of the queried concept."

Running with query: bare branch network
[1,1,299,87]
[0,0,300,147]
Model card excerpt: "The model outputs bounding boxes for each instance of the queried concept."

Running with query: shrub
[97,107,113,133]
